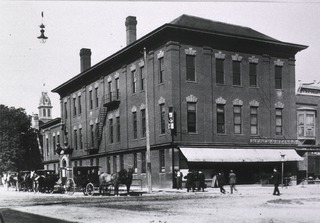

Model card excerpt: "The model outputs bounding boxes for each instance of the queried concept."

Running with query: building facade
[43,15,307,188]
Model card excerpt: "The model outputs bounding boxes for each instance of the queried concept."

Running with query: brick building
[43,15,307,188]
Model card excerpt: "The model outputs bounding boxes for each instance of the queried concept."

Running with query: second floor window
[133,112,137,139]
[74,129,78,150]
[275,66,282,89]
[116,116,120,142]
[217,104,225,134]
[90,124,94,148]
[64,102,68,119]
[276,108,283,135]
[249,63,257,87]
[109,118,113,144]
[160,104,165,134]
[250,107,258,135]
[187,102,196,133]
[141,109,146,137]
[73,98,77,116]
[186,55,195,81]
[233,105,242,134]
[216,59,224,84]
[108,81,112,101]
[95,87,99,107]
[78,95,82,114]
[159,57,164,84]
[89,90,93,110]
[79,128,83,150]
[298,111,315,138]
[233,61,241,86]
[116,78,120,99]
[140,66,145,91]
[132,70,137,94]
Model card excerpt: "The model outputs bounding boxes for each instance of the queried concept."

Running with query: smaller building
[296,82,320,180]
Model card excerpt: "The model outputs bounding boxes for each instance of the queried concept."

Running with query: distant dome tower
[38,90,52,123]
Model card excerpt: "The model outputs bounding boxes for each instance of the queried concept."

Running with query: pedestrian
[197,171,206,192]
[229,170,237,194]
[271,168,281,196]
[184,169,195,192]
[211,172,218,188]
[217,172,226,194]
[175,169,183,190]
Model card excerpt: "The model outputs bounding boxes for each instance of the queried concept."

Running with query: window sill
[187,132,198,135]
[186,80,197,83]
[232,85,243,88]
[216,83,226,86]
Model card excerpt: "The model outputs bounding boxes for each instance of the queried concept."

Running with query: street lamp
[281,154,286,186]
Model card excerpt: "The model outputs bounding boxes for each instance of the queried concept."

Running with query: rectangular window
[46,138,49,156]
[73,98,77,116]
[90,124,94,148]
[48,109,50,117]
[89,90,93,110]
[217,104,225,134]
[186,55,195,81]
[140,66,145,91]
[249,63,257,87]
[133,112,137,139]
[57,134,60,146]
[113,156,117,173]
[115,78,120,99]
[108,81,112,101]
[52,136,56,153]
[159,149,165,173]
[120,154,124,170]
[233,61,241,86]
[276,108,283,135]
[95,87,99,107]
[187,102,196,133]
[233,105,242,134]
[133,153,137,173]
[159,57,164,84]
[116,117,120,142]
[78,95,82,114]
[160,104,165,134]
[275,66,282,89]
[250,107,258,135]
[141,152,146,173]
[216,59,224,84]
[79,128,83,150]
[64,102,68,119]
[107,157,111,174]
[109,118,113,144]
[132,70,136,94]
[141,109,146,137]
[74,129,78,150]
[43,108,46,117]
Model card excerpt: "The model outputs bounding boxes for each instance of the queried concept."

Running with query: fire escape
[88,90,120,155]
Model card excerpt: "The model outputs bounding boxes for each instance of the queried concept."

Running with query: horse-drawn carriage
[33,169,59,193]
[19,170,33,192]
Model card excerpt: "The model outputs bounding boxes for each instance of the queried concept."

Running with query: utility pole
[144,47,152,193]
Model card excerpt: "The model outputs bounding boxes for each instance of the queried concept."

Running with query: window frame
[275,108,283,135]
[249,63,257,87]
[233,61,241,86]
[275,66,282,90]
[186,55,196,82]
[217,104,225,134]
[216,59,224,84]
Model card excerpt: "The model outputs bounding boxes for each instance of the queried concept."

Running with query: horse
[20,171,33,192]
[3,172,19,191]
[113,168,134,196]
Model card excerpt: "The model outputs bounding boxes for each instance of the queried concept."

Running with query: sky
[1,1,320,119]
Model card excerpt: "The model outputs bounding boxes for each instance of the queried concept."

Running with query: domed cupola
[38,91,53,123]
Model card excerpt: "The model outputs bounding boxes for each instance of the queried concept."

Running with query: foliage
[0,105,42,174]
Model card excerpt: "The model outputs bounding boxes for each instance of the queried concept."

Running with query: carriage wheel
[86,183,94,196]
[66,178,75,195]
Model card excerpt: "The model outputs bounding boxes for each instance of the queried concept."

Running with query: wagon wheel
[66,178,75,195]
[86,183,94,196]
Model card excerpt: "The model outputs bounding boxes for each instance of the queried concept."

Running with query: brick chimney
[80,48,92,72]
[125,16,137,46]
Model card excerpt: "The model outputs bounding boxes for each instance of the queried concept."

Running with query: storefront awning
[180,147,303,162]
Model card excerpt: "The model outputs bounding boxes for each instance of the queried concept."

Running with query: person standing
[197,171,206,192]
[175,169,183,190]
[184,169,195,192]
[217,172,226,194]
[229,170,237,194]
[271,168,281,196]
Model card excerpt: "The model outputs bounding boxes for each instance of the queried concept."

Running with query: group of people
[176,168,283,196]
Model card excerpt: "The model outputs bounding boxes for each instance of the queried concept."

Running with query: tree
[0,105,42,173]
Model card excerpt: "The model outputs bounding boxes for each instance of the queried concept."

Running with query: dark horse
[113,168,134,196]
[99,168,134,196]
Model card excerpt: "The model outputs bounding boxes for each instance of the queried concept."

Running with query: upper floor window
[46,137,49,156]
[90,124,94,147]
[79,128,83,150]
[159,57,164,84]
[73,98,77,116]
[249,63,257,87]
[74,129,78,150]
[216,59,224,84]
[116,116,120,142]
[43,108,46,117]
[78,95,82,114]
[52,136,56,153]
[108,81,112,101]
[186,55,195,82]
[233,105,242,134]
[141,109,146,137]
[89,90,93,110]
[48,109,51,117]
[95,87,99,107]
[275,66,282,89]
[187,102,197,133]
[133,111,137,139]
[64,102,68,119]
[298,110,315,138]
[140,66,145,91]
[132,70,137,94]
[160,104,166,134]
[276,108,283,135]
[233,61,241,86]
[217,104,225,134]
[250,106,258,135]
[116,78,120,99]
[109,118,114,144]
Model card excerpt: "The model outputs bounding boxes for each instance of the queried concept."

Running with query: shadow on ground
[0,208,76,223]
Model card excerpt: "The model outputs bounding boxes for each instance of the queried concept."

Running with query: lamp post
[281,154,286,186]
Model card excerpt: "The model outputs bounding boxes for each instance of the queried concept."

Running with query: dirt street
[1,184,320,223]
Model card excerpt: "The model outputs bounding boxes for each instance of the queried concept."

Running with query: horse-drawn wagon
[33,169,59,193]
